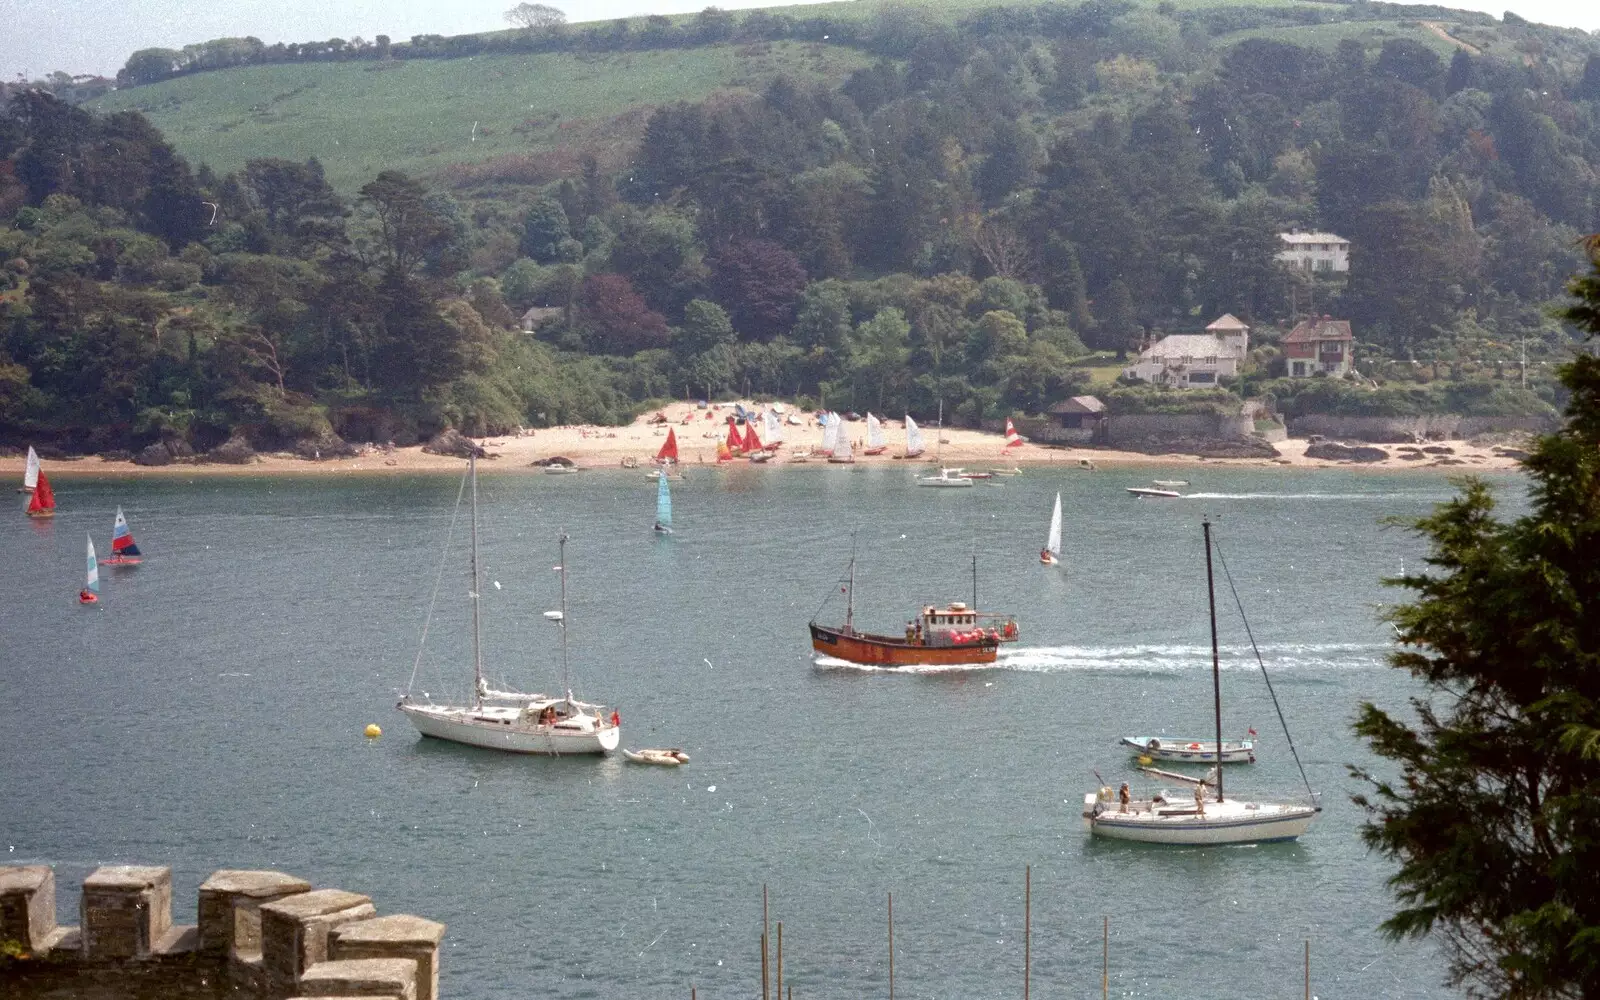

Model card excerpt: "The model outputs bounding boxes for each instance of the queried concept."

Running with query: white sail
[905,415,924,456]
[23,446,39,489]
[85,534,99,594]
[1046,492,1063,560]
[832,428,853,461]
[821,413,839,454]
[866,413,885,449]
[764,408,783,444]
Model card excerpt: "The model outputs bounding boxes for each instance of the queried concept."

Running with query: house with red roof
[1283,317,1353,378]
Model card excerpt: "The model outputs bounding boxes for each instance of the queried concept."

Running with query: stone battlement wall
[0,864,443,1000]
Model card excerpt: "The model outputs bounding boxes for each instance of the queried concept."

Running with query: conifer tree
[1354,235,1600,998]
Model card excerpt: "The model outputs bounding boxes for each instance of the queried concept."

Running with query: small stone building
[1046,396,1106,444]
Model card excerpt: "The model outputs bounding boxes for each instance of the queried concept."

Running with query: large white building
[1276,231,1350,274]
[1123,315,1251,388]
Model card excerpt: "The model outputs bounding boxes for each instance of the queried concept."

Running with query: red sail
[655,427,679,463]
[725,421,743,453]
[743,422,762,452]
[27,471,54,514]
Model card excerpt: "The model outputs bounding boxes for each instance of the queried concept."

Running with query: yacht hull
[400,703,618,754]
[1082,794,1314,844]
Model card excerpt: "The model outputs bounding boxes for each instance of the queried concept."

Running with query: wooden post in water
[1305,939,1310,1000]
[1102,916,1108,1000]
[1024,865,1031,1000]
[888,892,895,1000]
[692,987,696,1000]
[762,885,770,1000]
[776,921,784,1000]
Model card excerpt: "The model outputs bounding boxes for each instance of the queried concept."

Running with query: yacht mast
[845,537,856,635]
[470,454,483,709]
[558,532,571,698]
[1203,518,1223,802]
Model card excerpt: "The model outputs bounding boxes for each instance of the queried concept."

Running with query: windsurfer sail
[655,470,673,534]
[1042,492,1062,566]
[105,506,143,565]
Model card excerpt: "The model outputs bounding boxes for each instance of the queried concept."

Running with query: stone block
[331,915,445,1000]
[0,865,56,953]
[198,869,312,959]
[80,865,172,959]
[296,957,417,1000]
[260,889,375,991]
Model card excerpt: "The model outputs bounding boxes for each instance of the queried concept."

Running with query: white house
[1123,315,1251,388]
[1276,231,1350,274]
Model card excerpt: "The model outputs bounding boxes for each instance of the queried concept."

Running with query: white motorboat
[623,748,690,766]
[917,468,974,488]
[1083,519,1319,845]
[398,457,619,755]
[1120,735,1255,764]
[1126,487,1181,498]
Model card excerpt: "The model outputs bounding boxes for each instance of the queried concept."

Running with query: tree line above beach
[2,0,1600,454]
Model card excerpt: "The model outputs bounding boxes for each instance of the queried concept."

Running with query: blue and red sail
[107,506,141,563]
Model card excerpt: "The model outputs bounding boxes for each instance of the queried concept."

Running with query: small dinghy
[623,748,690,766]
[1127,487,1181,498]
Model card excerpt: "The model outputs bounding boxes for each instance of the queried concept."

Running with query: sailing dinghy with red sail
[655,427,679,464]
[104,507,143,565]
[26,470,55,518]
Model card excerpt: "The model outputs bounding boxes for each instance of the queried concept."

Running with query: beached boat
[398,457,620,755]
[809,552,1019,667]
[1082,520,1318,845]
[1120,735,1255,764]
[742,419,763,455]
[623,748,690,766]
[1126,487,1182,499]
[79,534,100,605]
[1041,492,1062,567]
[655,427,680,466]
[863,413,888,455]
[17,446,38,493]
[902,414,925,459]
[654,470,673,535]
[102,507,143,565]
[1003,418,1024,450]
[763,408,785,449]
[828,425,855,464]
[25,470,55,518]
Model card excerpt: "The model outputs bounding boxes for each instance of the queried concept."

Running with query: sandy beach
[0,400,1526,477]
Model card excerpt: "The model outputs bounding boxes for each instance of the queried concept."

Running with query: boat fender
[1187,742,1202,750]
[1147,739,1161,751]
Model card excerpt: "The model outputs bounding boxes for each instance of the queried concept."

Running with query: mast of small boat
[558,532,571,699]
[971,549,978,611]
[845,536,856,635]
[1202,518,1223,803]
[470,453,483,709]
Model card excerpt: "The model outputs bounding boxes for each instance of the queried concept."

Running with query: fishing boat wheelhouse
[809,555,1019,667]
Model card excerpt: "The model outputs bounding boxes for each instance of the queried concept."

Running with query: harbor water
[0,464,1523,998]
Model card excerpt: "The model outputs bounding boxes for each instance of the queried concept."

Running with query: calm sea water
[0,464,1526,999]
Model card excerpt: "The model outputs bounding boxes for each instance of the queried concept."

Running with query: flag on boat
[85,534,100,595]
[655,427,679,463]
[23,446,39,490]
[1004,419,1024,448]
[110,506,142,560]
[26,470,55,517]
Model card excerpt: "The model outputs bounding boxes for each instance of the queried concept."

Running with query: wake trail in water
[1182,492,1448,502]
[814,641,1389,675]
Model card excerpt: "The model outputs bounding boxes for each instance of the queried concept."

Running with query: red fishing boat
[809,552,1019,667]
[26,470,55,518]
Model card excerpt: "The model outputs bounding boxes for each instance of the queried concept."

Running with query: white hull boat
[1082,793,1315,844]
[918,468,974,488]
[403,701,619,754]
[1121,736,1255,763]
[1127,487,1181,498]
[623,748,690,766]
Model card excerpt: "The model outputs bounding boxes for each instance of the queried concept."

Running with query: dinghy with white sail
[1041,492,1062,566]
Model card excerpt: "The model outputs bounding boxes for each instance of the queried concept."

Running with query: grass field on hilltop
[90,42,870,191]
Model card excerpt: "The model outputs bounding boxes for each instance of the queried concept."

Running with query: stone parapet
[0,864,443,1000]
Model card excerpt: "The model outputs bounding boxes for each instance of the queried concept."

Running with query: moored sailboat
[103,507,143,565]
[1041,492,1062,566]
[25,470,55,518]
[397,457,620,755]
[18,446,39,493]
[1082,520,1318,844]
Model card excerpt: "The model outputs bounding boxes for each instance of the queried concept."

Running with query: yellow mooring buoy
[364,724,382,739]
[1137,755,1153,766]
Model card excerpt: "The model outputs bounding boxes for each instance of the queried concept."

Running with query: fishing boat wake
[1182,491,1452,502]
[995,641,1389,674]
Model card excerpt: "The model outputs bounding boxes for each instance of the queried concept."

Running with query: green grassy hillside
[89,42,870,191]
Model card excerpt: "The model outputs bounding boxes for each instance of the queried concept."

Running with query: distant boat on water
[80,534,99,604]
[103,507,143,565]
[17,446,39,493]
[654,470,673,534]
[1041,492,1062,566]
[25,470,55,518]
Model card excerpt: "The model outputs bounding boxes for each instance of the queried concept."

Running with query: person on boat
[611,709,621,728]
[79,589,97,604]
[1193,780,1207,817]
[1040,548,1052,563]
[905,621,916,643]
[1117,783,1131,814]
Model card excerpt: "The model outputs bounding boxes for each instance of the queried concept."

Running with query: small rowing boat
[1127,487,1181,499]
[624,748,690,766]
